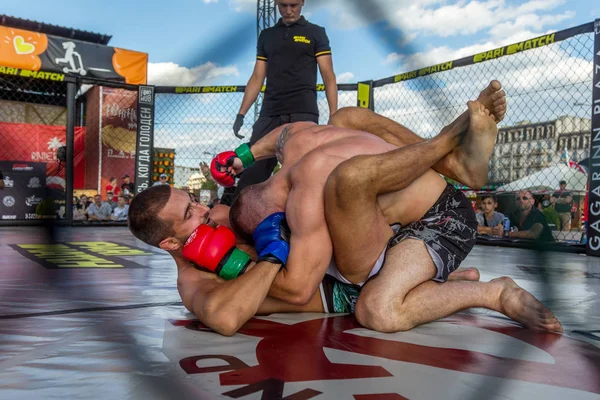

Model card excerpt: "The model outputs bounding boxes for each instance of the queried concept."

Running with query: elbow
[207,311,241,337]
[288,287,314,306]
[213,320,239,337]
[199,302,242,337]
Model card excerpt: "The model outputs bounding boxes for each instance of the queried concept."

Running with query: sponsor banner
[155,83,358,95]
[374,22,595,86]
[0,161,46,219]
[9,241,156,269]
[100,87,138,198]
[0,26,147,84]
[0,122,86,189]
[587,19,600,256]
[134,86,155,194]
[0,65,64,81]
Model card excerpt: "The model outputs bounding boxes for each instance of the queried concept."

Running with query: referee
[231,0,337,200]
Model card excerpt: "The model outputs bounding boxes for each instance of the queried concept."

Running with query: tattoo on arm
[276,125,292,163]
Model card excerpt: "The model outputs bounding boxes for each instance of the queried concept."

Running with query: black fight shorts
[387,183,478,282]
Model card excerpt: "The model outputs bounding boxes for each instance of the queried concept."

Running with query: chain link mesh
[0,75,67,221]
[1,24,595,244]
[72,85,138,222]
[154,88,357,201]
[374,31,593,242]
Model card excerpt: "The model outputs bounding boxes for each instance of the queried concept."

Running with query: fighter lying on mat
[129,81,561,335]
[211,81,560,334]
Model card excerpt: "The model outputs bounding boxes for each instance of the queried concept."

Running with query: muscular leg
[324,101,483,277]
[327,100,560,333]
[329,80,507,188]
[447,267,480,281]
[354,240,562,333]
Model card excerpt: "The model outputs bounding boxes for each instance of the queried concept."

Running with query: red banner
[99,87,137,199]
[0,122,86,188]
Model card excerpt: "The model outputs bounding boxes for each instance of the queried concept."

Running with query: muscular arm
[267,160,333,305]
[317,55,338,117]
[237,61,267,116]
[248,123,294,162]
[177,257,281,336]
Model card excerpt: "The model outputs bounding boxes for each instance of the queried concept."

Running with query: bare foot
[476,80,507,123]
[493,277,563,333]
[448,267,480,282]
[450,100,498,188]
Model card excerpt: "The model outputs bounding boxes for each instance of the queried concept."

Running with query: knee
[324,162,363,210]
[328,107,364,127]
[325,158,369,196]
[355,295,414,333]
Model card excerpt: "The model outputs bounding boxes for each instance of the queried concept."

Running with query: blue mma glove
[253,212,291,265]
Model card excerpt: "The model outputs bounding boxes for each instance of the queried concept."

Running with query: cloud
[488,11,574,40]
[148,61,239,86]
[336,72,355,83]
[383,52,404,65]
[203,0,219,3]
[373,39,592,140]
[388,0,571,39]
[229,0,255,13]
[318,0,573,43]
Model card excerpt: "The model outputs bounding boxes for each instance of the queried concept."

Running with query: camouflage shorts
[387,183,478,282]
[320,274,361,313]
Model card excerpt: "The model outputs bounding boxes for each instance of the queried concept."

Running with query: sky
[1,0,596,86]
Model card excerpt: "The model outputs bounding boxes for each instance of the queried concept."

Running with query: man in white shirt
[111,196,129,221]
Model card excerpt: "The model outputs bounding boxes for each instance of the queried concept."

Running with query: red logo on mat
[169,315,600,398]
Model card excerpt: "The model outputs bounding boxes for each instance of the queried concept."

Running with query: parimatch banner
[0,26,147,84]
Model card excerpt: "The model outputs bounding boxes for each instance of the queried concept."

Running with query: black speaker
[57,146,66,162]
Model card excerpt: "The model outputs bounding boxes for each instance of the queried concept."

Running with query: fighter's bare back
[273,122,448,228]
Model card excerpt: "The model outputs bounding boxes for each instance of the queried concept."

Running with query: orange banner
[0,26,147,84]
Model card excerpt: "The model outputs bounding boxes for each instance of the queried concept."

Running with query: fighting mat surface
[1,227,599,399]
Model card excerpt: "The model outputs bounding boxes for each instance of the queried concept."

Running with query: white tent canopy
[496,165,587,193]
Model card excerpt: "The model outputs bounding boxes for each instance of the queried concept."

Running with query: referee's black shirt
[257,16,331,117]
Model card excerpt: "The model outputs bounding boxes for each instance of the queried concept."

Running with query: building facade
[489,116,591,185]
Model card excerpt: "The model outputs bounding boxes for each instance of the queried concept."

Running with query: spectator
[87,194,112,221]
[106,177,120,202]
[73,196,87,220]
[152,173,169,186]
[552,180,573,231]
[111,196,129,221]
[232,0,338,201]
[476,195,506,236]
[79,194,91,209]
[121,175,135,200]
[539,195,560,230]
[106,192,117,210]
[507,190,553,242]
